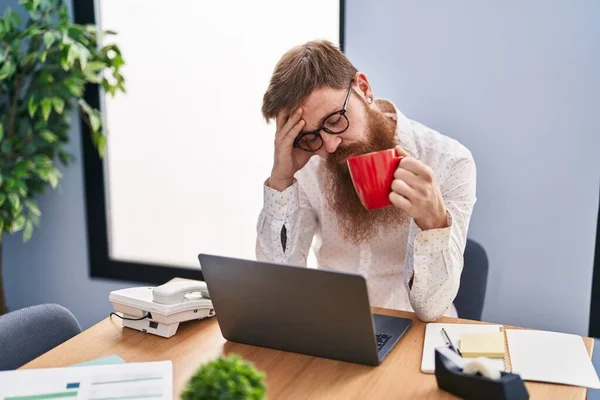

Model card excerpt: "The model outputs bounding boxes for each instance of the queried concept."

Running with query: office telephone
[109,280,215,338]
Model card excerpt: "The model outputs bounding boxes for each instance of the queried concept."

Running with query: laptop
[198,253,412,366]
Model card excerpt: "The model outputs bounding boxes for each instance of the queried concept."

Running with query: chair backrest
[454,239,489,320]
[0,303,81,370]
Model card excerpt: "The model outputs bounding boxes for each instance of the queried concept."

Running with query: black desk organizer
[435,348,529,400]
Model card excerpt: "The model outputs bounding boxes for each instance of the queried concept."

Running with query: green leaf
[0,61,13,80]
[4,8,22,28]
[67,45,78,66]
[78,98,92,114]
[34,121,46,131]
[89,111,101,132]
[0,124,3,141]
[17,180,27,196]
[96,133,107,156]
[11,215,25,233]
[40,50,47,62]
[67,81,83,96]
[112,54,125,69]
[21,142,36,155]
[0,193,5,207]
[33,154,52,166]
[4,178,15,191]
[78,46,89,70]
[52,97,65,114]
[38,167,62,189]
[58,150,72,165]
[41,98,52,121]
[8,192,20,211]
[30,213,40,227]
[86,61,105,72]
[1,140,12,154]
[48,168,61,189]
[28,96,37,117]
[43,31,55,48]
[83,69,102,84]
[40,129,58,143]
[0,173,3,187]
[0,218,3,233]
[25,199,41,217]
[23,219,34,242]
[14,161,29,179]
[104,29,117,35]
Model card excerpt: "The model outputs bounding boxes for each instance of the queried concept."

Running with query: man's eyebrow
[304,108,339,131]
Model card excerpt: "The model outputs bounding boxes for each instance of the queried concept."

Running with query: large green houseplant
[0,0,125,314]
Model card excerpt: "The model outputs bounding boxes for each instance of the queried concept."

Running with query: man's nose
[322,133,342,154]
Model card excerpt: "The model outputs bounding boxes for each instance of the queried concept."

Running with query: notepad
[421,323,505,373]
[506,329,600,389]
[460,332,505,358]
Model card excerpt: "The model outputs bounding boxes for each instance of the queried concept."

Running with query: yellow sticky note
[459,332,505,358]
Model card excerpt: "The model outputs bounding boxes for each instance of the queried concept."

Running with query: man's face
[298,83,369,163]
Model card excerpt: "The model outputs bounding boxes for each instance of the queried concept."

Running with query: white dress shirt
[255,99,477,321]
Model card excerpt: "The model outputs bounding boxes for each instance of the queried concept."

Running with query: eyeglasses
[293,80,354,152]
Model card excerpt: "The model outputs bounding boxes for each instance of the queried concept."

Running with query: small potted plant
[181,354,267,400]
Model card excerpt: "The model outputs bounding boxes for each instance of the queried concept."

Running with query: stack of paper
[0,361,173,400]
[506,329,600,389]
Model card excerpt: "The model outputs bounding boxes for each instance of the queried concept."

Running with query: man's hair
[261,40,358,122]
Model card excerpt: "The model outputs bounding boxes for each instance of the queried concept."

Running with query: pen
[441,328,462,356]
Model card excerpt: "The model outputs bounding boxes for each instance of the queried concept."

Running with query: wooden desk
[22,307,593,399]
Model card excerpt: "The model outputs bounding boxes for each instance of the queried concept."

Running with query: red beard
[321,103,410,244]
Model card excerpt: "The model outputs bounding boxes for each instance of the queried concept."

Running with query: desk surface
[22,307,593,399]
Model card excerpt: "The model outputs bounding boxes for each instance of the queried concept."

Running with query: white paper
[506,329,600,389]
[0,361,173,400]
[421,323,505,373]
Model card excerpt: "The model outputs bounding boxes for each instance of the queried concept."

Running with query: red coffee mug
[347,148,403,210]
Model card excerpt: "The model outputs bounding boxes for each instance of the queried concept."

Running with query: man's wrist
[415,209,449,231]
[267,176,294,192]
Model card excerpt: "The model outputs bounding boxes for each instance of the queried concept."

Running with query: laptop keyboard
[376,333,392,350]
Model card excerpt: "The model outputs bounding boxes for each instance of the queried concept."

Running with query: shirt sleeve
[404,155,477,321]
[255,179,318,266]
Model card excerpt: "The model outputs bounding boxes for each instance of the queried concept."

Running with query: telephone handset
[152,280,210,305]
[109,279,215,338]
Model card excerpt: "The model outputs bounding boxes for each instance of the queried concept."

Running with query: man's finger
[394,167,420,188]
[391,178,415,200]
[396,145,410,157]
[278,107,303,140]
[397,157,433,180]
[389,191,412,212]
[281,118,305,148]
[276,110,288,131]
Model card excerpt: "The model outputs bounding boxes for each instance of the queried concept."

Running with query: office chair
[454,239,489,321]
[0,303,81,370]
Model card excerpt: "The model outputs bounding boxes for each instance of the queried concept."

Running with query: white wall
[345,0,600,335]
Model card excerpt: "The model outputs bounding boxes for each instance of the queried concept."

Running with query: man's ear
[354,72,374,101]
